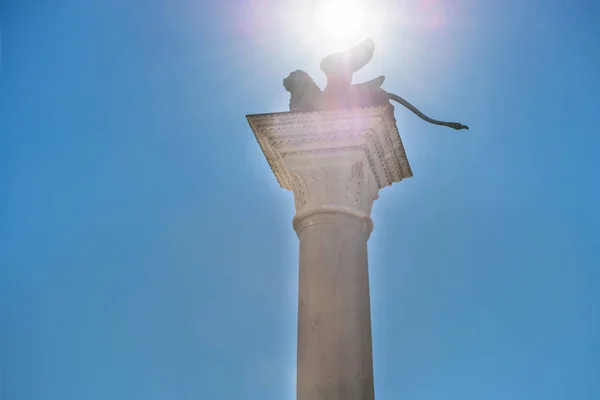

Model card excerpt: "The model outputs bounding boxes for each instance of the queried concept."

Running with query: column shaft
[295,212,374,400]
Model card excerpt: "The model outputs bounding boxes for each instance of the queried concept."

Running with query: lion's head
[283,70,323,112]
[283,70,316,92]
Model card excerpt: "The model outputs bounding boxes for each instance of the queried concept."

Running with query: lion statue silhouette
[283,39,468,131]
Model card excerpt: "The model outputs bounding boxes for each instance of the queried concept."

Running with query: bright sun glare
[315,1,366,41]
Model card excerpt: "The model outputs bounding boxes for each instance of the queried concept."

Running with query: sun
[314,1,366,42]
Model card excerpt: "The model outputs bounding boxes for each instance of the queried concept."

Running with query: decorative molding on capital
[292,210,374,238]
[247,105,412,218]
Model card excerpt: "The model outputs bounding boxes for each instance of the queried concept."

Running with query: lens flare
[315,1,366,41]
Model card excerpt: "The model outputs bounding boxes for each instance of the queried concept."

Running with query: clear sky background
[1,1,599,399]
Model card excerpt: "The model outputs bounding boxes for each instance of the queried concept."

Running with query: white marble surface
[247,105,410,400]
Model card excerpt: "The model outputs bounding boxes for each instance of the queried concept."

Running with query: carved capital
[288,159,378,220]
[247,106,412,223]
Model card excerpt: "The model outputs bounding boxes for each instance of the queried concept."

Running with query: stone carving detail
[291,161,380,218]
[290,172,308,209]
[247,106,412,220]
[349,160,364,204]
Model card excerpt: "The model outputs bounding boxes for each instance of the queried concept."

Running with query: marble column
[247,105,412,400]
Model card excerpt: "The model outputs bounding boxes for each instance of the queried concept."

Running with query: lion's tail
[388,92,469,131]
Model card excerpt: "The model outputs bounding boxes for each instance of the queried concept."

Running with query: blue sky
[1,0,599,399]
